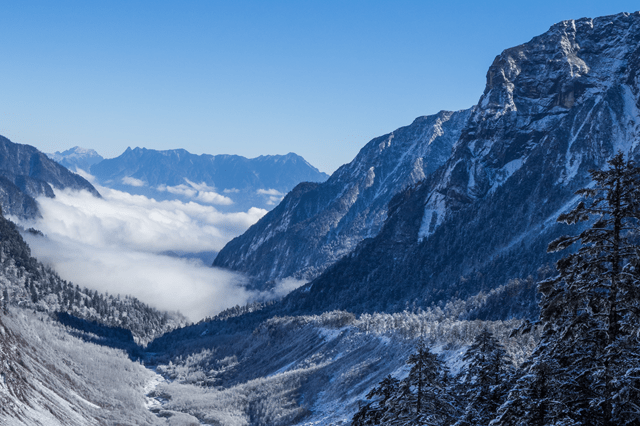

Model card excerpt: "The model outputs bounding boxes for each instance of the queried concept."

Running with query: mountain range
[2,10,640,426]
[216,12,640,318]
[50,146,330,211]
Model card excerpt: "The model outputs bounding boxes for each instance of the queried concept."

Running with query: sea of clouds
[16,184,304,321]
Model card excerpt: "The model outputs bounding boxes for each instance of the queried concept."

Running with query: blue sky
[1,1,639,173]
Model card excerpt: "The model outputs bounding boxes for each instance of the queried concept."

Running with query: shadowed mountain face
[89,148,329,211]
[218,12,640,313]
[213,109,473,285]
[0,136,100,218]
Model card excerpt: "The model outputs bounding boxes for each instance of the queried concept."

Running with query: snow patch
[364,167,375,188]
[418,192,446,240]
[489,158,524,193]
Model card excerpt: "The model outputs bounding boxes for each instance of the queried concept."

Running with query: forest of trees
[353,153,640,426]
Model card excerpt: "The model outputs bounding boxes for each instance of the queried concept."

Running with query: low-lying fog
[16,183,304,321]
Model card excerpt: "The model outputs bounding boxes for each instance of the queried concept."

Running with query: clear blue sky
[1,1,638,173]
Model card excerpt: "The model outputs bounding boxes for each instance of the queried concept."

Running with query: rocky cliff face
[279,11,640,316]
[0,136,100,218]
[419,12,640,238]
[213,109,473,285]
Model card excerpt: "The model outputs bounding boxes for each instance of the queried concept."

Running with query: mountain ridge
[275,11,640,316]
[0,136,100,218]
[91,147,328,190]
[89,147,329,211]
[213,108,473,284]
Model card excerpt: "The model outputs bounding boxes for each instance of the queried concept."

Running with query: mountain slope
[279,11,640,316]
[213,109,473,285]
[90,148,329,211]
[0,309,171,426]
[145,310,534,426]
[0,136,100,218]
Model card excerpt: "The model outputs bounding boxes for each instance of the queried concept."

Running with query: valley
[1,9,640,426]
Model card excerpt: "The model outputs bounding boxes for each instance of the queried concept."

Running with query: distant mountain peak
[47,146,104,172]
[50,146,102,159]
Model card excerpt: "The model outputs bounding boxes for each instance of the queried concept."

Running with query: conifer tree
[456,329,513,426]
[493,152,640,425]
[352,375,401,425]
[352,342,458,426]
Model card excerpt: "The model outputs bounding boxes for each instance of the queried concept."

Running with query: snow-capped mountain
[213,109,472,284]
[0,136,100,218]
[278,11,640,316]
[47,146,104,172]
[89,147,329,211]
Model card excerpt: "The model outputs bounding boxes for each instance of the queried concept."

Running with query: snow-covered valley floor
[1,307,537,426]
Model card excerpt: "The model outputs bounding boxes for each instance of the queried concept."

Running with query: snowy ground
[0,309,163,425]
[145,311,536,425]
[0,307,537,426]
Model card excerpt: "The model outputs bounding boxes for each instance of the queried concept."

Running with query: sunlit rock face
[223,12,640,315]
[213,108,473,286]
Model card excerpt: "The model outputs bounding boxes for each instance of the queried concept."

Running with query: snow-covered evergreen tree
[404,342,459,425]
[493,152,640,425]
[352,342,458,426]
[455,329,513,426]
[353,374,401,425]
[492,348,575,426]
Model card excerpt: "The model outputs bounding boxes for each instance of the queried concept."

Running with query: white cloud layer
[257,188,285,205]
[22,233,253,321]
[267,277,308,300]
[122,176,146,187]
[33,187,264,253]
[156,179,234,206]
[15,185,270,321]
